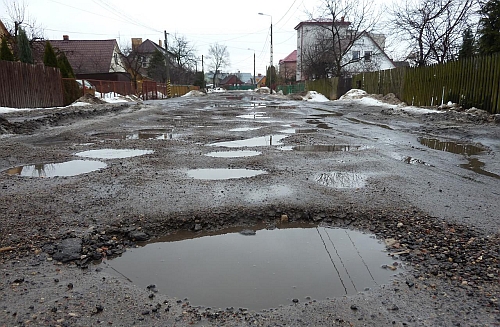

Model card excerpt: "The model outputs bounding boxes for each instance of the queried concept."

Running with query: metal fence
[0,61,64,108]
[276,83,306,95]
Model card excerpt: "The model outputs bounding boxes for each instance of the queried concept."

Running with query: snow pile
[182,90,206,97]
[207,87,226,94]
[95,92,138,103]
[339,89,368,100]
[255,87,270,94]
[303,91,329,102]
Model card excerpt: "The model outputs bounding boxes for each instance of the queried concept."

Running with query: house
[130,38,169,74]
[220,74,244,88]
[278,50,297,84]
[295,20,395,81]
[0,19,10,39]
[255,74,266,87]
[40,35,129,81]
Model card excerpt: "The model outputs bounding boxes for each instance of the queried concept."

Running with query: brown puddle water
[5,160,107,177]
[105,224,401,311]
[347,118,393,130]
[208,135,288,147]
[419,138,499,178]
[293,145,364,152]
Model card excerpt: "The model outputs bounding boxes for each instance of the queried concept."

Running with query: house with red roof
[220,74,244,88]
[278,50,297,84]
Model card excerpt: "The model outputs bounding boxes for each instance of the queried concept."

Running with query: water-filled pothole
[208,135,288,147]
[229,127,262,132]
[92,130,178,140]
[106,224,400,311]
[418,138,483,155]
[293,145,364,152]
[237,112,270,119]
[205,150,262,158]
[186,168,267,180]
[315,172,367,188]
[460,158,500,179]
[5,160,107,177]
[347,118,393,130]
[305,119,332,129]
[280,128,318,134]
[75,149,154,159]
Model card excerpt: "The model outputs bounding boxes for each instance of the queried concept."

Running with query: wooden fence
[353,54,500,114]
[0,61,64,108]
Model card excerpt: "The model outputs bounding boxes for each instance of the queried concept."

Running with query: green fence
[352,54,500,114]
[276,83,305,95]
[227,84,257,91]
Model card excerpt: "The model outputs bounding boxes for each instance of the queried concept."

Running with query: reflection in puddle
[460,158,500,179]
[229,127,262,132]
[418,138,483,155]
[315,172,367,188]
[75,149,154,159]
[92,130,178,140]
[280,128,317,134]
[208,135,288,147]
[6,160,106,177]
[106,224,400,311]
[237,112,270,119]
[186,168,267,180]
[293,145,363,152]
[347,118,393,130]
[205,150,262,158]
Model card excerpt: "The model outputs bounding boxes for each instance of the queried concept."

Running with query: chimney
[131,38,142,51]
[340,16,345,23]
[63,35,69,41]
[159,40,162,48]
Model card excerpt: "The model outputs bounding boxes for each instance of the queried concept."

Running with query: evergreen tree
[43,41,58,67]
[17,28,33,64]
[265,65,277,90]
[57,52,75,78]
[458,27,476,59]
[478,0,500,55]
[0,38,15,61]
[147,50,168,83]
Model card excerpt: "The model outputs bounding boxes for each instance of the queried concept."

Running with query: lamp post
[258,12,273,91]
[247,48,256,86]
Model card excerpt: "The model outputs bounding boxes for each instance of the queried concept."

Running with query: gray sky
[1,0,391,75]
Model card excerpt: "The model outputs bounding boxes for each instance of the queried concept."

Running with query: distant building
[295,20,395,81]
[279,50,297,84]
[220,74,244,88]
[35,35,129,81]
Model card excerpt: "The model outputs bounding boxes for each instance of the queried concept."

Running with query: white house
[295,20,395,81]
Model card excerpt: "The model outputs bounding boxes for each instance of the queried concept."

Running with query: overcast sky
[1,0,390,75]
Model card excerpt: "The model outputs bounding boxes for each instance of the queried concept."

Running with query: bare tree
[207,43,230,86]
[119,46,145,87]
[169,34,197,71]
[301,0,380,78]
[3,0,44,40]
[388,0,478,66]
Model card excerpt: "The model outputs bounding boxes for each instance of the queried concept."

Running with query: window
[352,51,360,60]
[364,51,372,62]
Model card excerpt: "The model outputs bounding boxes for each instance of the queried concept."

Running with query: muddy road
[0,91,499,326]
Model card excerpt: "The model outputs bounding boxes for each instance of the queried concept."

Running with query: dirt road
[0,91,499,326]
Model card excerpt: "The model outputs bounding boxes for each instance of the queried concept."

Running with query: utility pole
[164,30,171,97]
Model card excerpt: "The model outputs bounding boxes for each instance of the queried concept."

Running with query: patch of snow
[182,90,206,97]
[70,102,91,107]
[207,87,226,93]
[0,107,33,113]
[255,87,270,94]
[303,91,329,102]
[95,92,136,103]
[339,89,368,100]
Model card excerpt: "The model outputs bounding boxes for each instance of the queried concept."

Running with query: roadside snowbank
[303,91,329,102]
[182,90,206,97]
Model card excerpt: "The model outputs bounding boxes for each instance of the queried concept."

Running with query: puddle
[418,138,483,156]
[306,119,332,129]
[315,172,367,188]
[229,127,262,132]
[460,158,500,179]
[280,128,317,134]
[5,160,106,177]
[237,112,270,119]
[75,149,154,159]
[106,224,400,311]
[293,145,363,152]
[92,130,178,140]
[208,135,288,148]
[186,168,267,180]
[347,118,393,130]
[205,150,262,158]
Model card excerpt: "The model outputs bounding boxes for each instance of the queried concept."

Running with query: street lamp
[247,48,256,86]
[258,12,273,91]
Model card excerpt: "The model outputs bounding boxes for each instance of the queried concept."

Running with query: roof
[136,39,166,54]
[220,74,244,85]
[295,19,350,30]
[0,19,10,38]
[47,39,119,75]
[279,50,297,64]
